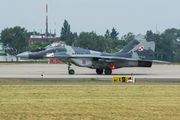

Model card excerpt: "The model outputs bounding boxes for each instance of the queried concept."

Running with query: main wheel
[105,68,112,75]
[69,69,75,75]
[96,69,103,74]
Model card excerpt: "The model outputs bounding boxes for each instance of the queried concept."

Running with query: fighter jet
[17,34,169,75]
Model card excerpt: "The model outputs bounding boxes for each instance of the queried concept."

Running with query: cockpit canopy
[44,43,66,50]
[30,43,66,52]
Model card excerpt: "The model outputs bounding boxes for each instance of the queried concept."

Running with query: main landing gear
[105,68,112,75]
[67,61,112,75]
[96,68,112,75]
[68,61,75,75]
[96,69,103,74]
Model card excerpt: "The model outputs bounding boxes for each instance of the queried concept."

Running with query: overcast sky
[1,0,180,37]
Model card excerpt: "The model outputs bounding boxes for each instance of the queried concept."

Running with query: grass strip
[0,79,111,83]
[1,79,180,83]
[0,85,180,120]
[152,62,180,65]
[136,80,180,83]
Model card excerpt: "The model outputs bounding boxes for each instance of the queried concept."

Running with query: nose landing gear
[68,61,75,75]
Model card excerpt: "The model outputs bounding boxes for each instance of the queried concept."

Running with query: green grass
[1,79,180,83]
[0,85,180,120]
[0,79,111,83]
[136,80,180,83]
[152,62,180,65]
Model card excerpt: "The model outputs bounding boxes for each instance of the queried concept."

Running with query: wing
[71,55,170,63]
[51,53,170,63]
[152,60,170,63]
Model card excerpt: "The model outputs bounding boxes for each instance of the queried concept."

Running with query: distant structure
[54,22,56,38]
[45,4,48,38]
[0,43,16,61]
[29,4,59,46]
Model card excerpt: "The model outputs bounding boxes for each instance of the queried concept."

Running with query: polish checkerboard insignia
[139,46,144,51]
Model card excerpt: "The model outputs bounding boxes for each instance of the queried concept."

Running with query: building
[0,43,6,61]
[0,43,16,61]
[29,35,59,46]
[29,4,59,46]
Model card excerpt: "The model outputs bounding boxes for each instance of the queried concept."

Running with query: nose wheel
[69,69,75,75]
[68,61,75,75]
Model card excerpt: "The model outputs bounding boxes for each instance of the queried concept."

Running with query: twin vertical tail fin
[119,34,156,61]
[131,34,155,60]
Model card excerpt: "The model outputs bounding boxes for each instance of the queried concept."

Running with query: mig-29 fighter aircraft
[17,34,168,75]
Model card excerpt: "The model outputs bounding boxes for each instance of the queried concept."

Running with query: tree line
[1,20,180,62]
[60,20,180,62]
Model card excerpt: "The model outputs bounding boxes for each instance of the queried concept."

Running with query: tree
[73,31,127,53]
[120,32,135,43]
[164,28,179,35]
[112,45,125,53]
[26,31,40,38]
[146,30,153,38]
[73,32,78,38]
[153,28,180,61]
[104,37,113,53]
[33,41,43,48]
[74,32,106,52]
[60,20,71,41]
[1,26,29,56]
[104,29,110,39]
[42,41,51,48]
[155,33,174,61]
[60,20,77,45]
[110,27,119,39]
[31,45,39,51]
[104,37,127,53]
[65,32,76,46]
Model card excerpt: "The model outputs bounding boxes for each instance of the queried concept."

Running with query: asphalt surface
[0,64,180,85]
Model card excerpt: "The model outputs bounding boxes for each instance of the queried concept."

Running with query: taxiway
[0,64,180,80]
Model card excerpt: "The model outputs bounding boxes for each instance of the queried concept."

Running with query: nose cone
[16,52,29,58]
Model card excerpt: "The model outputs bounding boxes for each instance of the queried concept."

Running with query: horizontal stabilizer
[152,60,171,63]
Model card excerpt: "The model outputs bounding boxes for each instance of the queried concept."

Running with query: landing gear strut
[96,69,103,74]
[105,68,112,75]
[68,61,75,75]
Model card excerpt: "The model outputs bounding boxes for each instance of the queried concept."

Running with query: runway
[0,64,180,80]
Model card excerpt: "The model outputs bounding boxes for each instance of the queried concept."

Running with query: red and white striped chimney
[46,4,48,38]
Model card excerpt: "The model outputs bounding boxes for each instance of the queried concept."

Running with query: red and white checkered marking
[139,46,144,51]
